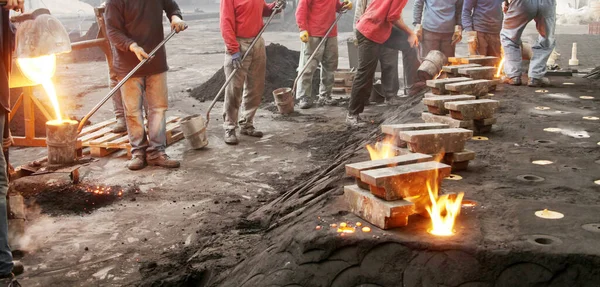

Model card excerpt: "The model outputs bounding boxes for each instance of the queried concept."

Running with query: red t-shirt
[295,0,343,38]
[220,0,276,54]
[356,0,407,44]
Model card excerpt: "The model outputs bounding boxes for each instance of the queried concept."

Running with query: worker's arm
[462,0,475,31]
[455,0,464,27]
[353,0,365,33]
[295,0,309,32]
[220,0,239,54]
[105,0,135,53]
[163,0,183,22]
[262,1,277,16]
[412,0,424,26]
[393,17,413,35]
[336,0,344,12]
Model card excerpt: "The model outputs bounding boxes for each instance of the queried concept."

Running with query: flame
[366,136,396,160]
[426,181,465,236]
[434,69,444,80]
[495,57,505,78]
[17,55,63,121]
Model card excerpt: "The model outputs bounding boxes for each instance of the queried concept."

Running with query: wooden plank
[12,137,46,147]
[89,132,124,145]
[167,131,184,145]
[9,93,24,122]
[79,118,117,137]
[28,93,53,121]
[345,153,433,178]
[90,146,118,157]
[106,135,130,148]
[23,87,35,140]
[79,127,113,144]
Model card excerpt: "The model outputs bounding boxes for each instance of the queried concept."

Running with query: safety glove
[467,30,478,55]
[231,52,243,70]
[300,31,309,43]
[451,25,463,46]
[342,0,352,11]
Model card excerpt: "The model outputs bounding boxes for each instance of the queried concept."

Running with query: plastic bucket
[180,115,208,149]
[417,50,448,81]
[273,88,295,114]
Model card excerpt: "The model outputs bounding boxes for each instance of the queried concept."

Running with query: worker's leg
[121,76,148,156]
[109,70,127,133]
[378,46,400,98]
[383,27,422,95]
[0,110,13,277]
[440,32,456,58]
[348,32,381,116]
[420,29,437,59]
[485,32,503,58]
[296,36,324,104]
[222,39,250,131]
[144,72,168,160]
[239,37,266,133]
[476,32,488,56]
[529,0,556,79]
[319,36,339,100]
[501,0,535,79]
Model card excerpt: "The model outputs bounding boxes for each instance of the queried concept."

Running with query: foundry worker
[220,0,285,144]
[501,0,556,87]
[347,0,425,127]
[0,0,26,284]
[105,0,187,170]
[413,0,464,58]
[462,0,503,57]
[294,0,352,109]
[353,0,400,104]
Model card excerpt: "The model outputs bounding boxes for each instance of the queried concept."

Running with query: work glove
[467,31,478,56]
[414,24,423,42]
[129,43,150,62]
[231,52,243,70]
[274,0,286,12]
[171,16,188,33]
[299,31,309,43]
[451,25,463,46]
[4,0,24,12]
[342,0,352,11]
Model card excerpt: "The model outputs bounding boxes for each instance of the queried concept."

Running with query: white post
[569,43,579,66]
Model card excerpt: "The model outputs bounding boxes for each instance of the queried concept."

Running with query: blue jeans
[120,72,168,159]
[0,111,13,275]
[500,0,556,79]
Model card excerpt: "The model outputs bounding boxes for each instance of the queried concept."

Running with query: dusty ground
[6,14,600,287]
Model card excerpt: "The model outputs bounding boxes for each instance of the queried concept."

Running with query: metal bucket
[417,50,448,81]
[46,120,79,165]
[180,115,208,149]
[273,88,295,114]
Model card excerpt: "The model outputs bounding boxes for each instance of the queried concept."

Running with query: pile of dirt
[189,43,319,103]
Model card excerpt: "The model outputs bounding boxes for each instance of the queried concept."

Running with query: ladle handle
[77,30,177,134]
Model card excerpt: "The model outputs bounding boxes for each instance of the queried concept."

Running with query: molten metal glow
[426,181,465,236]
[17,55,63,121]
[495,58,505,78]
[366,137,396,160]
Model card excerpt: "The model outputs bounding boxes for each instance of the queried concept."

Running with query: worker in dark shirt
[1,2,26,285]
[105,0,187,171]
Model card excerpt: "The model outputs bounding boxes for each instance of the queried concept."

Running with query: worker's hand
[274,0,286,12]
[414,24,423,42]
[231,52,243,70]
[451,25,463,46]
[350,36,358,47]
[467,31,478,56]
[4,0,24,12]
[171,16,188,33]
[299,31,309,43]
[342,0,352,11]
[129,43,150,62]
[408,31,419,48]
[503,0,510,13]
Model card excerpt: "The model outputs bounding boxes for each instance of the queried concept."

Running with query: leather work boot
[503,76,522,86]
[346,113,367,128]
[240,126,263,138]
[224,129,238,145]
[111,117,127,133]
[11,262,23,277]
[528,77,550,87]
[298,98,313,109]
[127,154,146,171]
[147,154,180,168]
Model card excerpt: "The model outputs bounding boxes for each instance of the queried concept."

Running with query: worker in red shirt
[295,0,352,109]
[220,0,285,145]
[347,0,425,127]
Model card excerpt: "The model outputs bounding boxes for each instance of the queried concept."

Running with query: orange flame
[495,57,505,78]
[17,55,63,121]
[425,181,465,236]
[366,136,396,160]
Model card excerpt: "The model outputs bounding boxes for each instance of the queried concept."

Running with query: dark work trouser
[348,28,420,116]
[379,47,399,98]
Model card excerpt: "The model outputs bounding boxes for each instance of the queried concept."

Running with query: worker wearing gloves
[501,0,556,87]
[106,0,187,170]
[353,0,400,103]
[220,0,284,144]
[462,0,503,57]
[347,0,424,127]
[295,0,351,109]
[1,1,26,285]
[413,0,464,58]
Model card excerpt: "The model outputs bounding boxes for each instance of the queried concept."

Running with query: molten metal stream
[17,54,63,121]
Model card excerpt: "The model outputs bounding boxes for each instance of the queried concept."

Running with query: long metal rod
[77,30,177,134]
[205,3,284,124]
[291,11,345,93]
